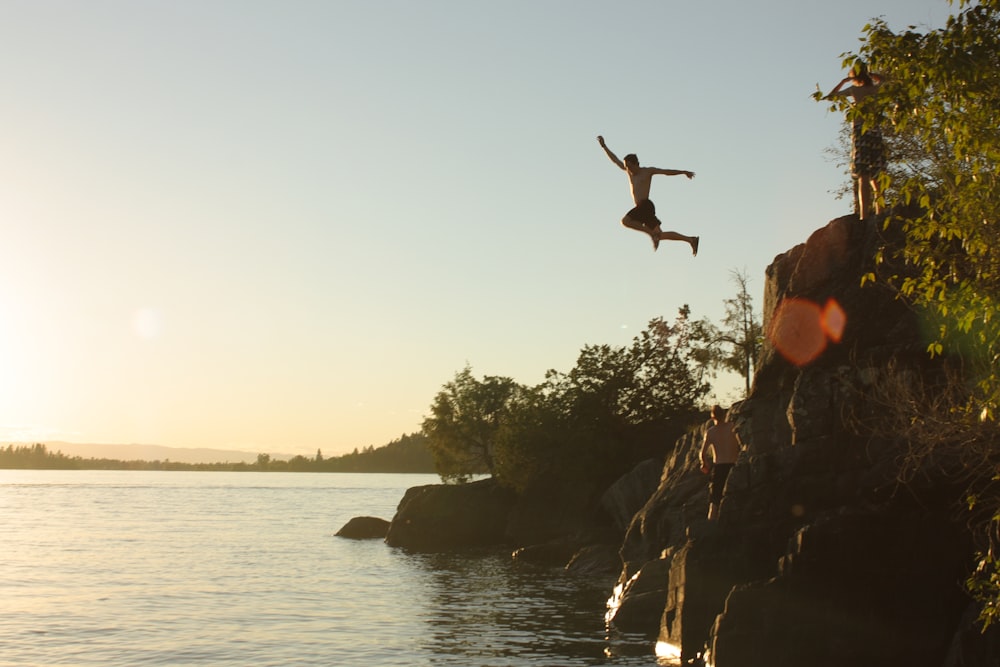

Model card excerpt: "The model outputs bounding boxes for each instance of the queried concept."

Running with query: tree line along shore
[0,434,435,473]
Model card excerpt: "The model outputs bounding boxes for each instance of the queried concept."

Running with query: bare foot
[691,237,700,256]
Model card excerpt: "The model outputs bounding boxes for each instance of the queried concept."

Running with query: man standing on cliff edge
[700,405,742,520]
[597,135,700,254]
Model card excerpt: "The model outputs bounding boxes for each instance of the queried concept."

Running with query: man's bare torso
[626,167,655,204]
[705,422,741,464]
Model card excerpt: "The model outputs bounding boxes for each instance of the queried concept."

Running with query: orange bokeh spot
[821,298,846,343]
[769,297,848,367]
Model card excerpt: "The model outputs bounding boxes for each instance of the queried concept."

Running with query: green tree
[824,0,1000,403]
[822,0,1000,626]
[422,366,521,483]
[717,268,763,395]
[555,307,713,428]
[493,309,713,495]
[492,381,568,494]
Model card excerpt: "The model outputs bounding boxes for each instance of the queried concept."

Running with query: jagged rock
[601,458,664,532]
[565,543,620,577]
[709,511,969,667]
[607,555,672,635]
[659,536,740,665]
[385,477,515,551]
[619,428,712,580]
[335,516,390,539]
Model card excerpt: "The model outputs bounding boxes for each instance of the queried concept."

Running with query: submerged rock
[511,541,579,567]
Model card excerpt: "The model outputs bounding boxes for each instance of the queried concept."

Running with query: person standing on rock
[823,62,886,220]
[597,135,700,254]
[700,405,742,521]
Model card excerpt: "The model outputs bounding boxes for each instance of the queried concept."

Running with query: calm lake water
[0,470,659,666]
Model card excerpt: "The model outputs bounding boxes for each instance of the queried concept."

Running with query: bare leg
[858,180,871,219]
[656,230,700,256]
[621,216,660,250]
[857,175,880,219]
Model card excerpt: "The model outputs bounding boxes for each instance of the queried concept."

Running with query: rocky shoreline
[340,214,1000,666]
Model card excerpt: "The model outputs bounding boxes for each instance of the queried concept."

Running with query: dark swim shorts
[851,121,886,178]
[626,199,659,230]
[710,463,735,504]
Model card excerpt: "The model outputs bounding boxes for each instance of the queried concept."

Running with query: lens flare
[820,298,846,343]
[769,297,847,366]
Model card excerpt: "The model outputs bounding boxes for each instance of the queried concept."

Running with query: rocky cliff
[611,213,997,666]
[384,213,1000,666]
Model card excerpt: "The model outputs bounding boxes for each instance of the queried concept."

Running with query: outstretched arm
[652,168,695,179]
[824,77,853,100]
[597,135,625,170]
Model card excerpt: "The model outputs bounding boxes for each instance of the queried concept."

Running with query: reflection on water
[654,640,683,666]
[401,549,658,665]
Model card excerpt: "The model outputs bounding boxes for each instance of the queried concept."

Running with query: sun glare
[769,297,848,367]
[132,307,164,340]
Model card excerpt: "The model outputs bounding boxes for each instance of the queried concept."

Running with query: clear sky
[0,0,954,457]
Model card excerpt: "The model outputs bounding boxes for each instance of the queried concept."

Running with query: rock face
[385,478,516,551]
[611,214,992,665]
[335,516,390,539]
[601,458,663,533]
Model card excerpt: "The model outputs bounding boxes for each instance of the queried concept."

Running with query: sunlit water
[0,470,658,666]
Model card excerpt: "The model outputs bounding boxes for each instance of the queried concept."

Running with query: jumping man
[597,135,699,254]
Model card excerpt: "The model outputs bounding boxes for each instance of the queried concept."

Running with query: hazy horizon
[9,441,285,464]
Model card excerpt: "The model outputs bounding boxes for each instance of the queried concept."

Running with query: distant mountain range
[38,442,278,464]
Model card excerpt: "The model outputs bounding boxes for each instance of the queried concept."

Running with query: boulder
[385,477,515,551]
[334,515,390,539]
[607,555,672,635]
[565,543,621,578]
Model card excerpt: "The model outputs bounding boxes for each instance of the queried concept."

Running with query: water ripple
[1,471,658,666]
